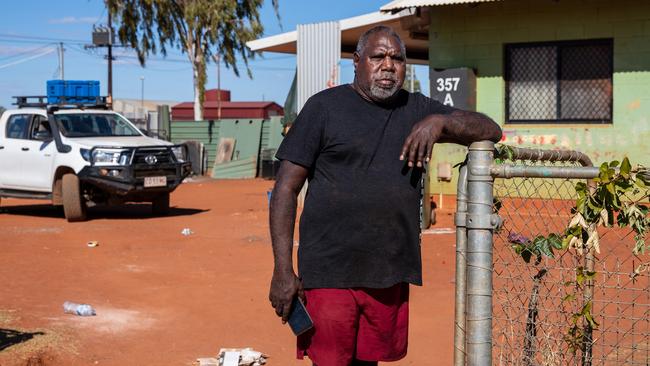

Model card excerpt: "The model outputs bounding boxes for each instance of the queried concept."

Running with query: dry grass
[0,310,77,366]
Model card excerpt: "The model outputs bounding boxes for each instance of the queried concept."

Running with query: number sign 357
[436,77,460,106]
[436,77,460,92]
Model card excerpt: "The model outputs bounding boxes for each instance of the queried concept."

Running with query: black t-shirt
[276,84,456,289]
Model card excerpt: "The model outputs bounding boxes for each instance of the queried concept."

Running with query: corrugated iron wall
[170,120,221,168]
[170,118,284,177]
[261,116,284,153]
[296,21,341,112]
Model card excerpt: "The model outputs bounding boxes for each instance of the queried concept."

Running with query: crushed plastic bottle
[63,301,96,316]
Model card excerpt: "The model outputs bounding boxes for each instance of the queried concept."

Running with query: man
[269,26,502,366]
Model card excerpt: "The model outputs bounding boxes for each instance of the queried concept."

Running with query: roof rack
[12,95,110,110]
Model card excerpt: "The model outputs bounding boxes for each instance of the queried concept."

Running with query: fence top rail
[502,146,594,167]
[491,164,600,179]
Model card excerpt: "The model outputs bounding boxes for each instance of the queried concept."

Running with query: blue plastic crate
[46,80,100,104]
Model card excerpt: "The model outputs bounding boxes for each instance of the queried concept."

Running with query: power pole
[89,1,119,108]
[410,65,415,93]
[58,42,65,79]
[107,7,113,106]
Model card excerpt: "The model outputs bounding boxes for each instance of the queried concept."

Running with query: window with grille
[505,39,613,123]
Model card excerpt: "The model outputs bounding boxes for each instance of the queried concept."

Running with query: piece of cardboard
[215,138,236,164]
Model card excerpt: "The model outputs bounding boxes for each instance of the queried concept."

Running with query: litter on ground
[198,348,267,366]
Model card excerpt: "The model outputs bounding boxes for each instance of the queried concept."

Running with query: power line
[0,33,87,44]
[0,34,296,73]
[0,43,56,61]
[0,33,297,64]
[68,45,294,71]
[0,38,68,46]
[94,6,107,26]
[0,48,55,70]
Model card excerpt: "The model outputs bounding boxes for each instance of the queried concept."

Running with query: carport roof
[246,9,431,63]
[380,0,502,12]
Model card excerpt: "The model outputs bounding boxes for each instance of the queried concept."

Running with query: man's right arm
[269,160,309,322]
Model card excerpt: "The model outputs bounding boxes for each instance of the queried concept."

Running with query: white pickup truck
[0,98,191,221]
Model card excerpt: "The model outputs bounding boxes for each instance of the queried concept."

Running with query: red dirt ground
[0,179,457,366]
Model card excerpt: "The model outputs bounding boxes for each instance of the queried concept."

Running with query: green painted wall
[427,0,650,195]
[218,119,264,162]
[170,117,284,175]
[261,115,284,155]
[170,120,221,168]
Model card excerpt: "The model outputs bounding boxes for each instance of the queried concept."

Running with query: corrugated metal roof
[171,101,284,120]
[173,101,281,109]
[245,10,433,64]
[380,0,502,12]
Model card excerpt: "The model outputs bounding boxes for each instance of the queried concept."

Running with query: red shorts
[297,283,409,366]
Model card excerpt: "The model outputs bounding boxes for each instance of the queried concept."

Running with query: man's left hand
[400,115,444,168]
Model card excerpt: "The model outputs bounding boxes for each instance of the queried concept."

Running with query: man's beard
[368,73,401,101]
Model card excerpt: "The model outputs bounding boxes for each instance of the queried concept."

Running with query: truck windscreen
[54,114,141,137]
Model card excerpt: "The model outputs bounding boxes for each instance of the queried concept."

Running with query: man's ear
[353,52,360,70]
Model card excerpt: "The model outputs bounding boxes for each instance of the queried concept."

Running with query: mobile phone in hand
[288,297,313,336]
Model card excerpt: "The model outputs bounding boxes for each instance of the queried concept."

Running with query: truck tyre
[152,193,170,216]
[62,174,87,222]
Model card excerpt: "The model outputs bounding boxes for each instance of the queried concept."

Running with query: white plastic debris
[222,351,240,366]
[217,348,268,366]
[196,358,219,366]
[181,228,194,236]
[421,228,455,235]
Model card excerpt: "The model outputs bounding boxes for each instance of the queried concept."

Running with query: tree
[0,106,5,117]
[109,0,279,120]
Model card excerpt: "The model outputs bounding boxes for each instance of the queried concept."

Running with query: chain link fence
[493,154,650,365]
[455,143,649,365]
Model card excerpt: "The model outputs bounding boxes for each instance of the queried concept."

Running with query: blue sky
[0,0,430,109]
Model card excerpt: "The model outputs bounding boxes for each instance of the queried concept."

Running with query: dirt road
[0,179,456,365]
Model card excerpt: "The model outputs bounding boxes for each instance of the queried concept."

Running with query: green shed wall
[427,0,650,195]
[218,119,264,162]
[170,117,284,174]
[261,116,284,154]
[170,120,221,169]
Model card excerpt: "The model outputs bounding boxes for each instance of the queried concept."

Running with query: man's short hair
[355,25,406,57]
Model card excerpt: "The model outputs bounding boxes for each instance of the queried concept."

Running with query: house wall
[427,0,650,195]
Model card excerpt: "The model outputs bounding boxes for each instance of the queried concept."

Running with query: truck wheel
[152,193,170,216]
[62,174,87,222]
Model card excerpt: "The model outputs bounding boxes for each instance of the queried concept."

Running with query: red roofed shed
[171,89,283,120]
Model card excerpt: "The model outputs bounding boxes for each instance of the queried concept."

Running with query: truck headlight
[92,149,131,165]
[172,146,186,162]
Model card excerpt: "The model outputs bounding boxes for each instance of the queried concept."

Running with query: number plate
[144,176,167,188]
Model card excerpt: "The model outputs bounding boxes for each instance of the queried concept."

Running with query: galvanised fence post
[466,141,496,366]
[454,163,469,366]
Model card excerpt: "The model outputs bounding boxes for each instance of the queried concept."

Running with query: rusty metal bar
[491,165,600,179]
[505,146,594,167]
